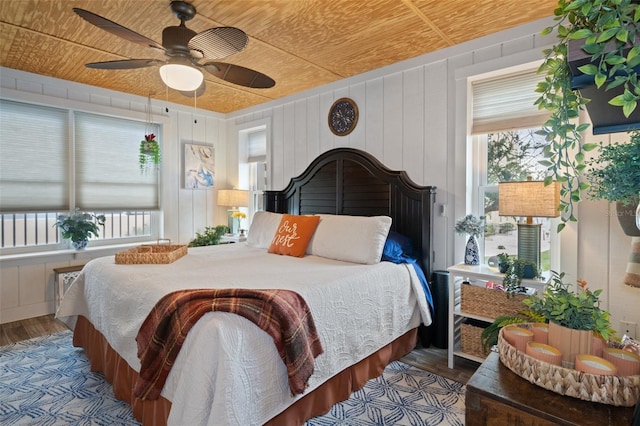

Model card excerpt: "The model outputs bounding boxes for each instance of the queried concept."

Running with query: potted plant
[586,131,640,236]
[502,258,540,294]
[497,252,510,273]
[523,270,614,368]
[454,214,485,265]
[188,225,229,247]
[535,0,640,231]
[139,133,160,173]
[54,208,106,250]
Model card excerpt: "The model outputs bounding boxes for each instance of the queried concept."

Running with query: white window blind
[75,112,159,210]
[472,70,550,134]
[247,130,266,163]
[0,100,69,212]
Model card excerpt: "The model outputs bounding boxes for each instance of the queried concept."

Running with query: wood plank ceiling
[1,0,557,114]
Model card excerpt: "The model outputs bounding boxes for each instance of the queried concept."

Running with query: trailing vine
[535,0,640,231]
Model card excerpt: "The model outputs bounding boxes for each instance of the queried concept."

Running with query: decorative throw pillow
[307,214,392,264]
[246,211,283,249]
[268,214,321,257]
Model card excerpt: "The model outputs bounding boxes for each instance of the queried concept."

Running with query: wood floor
[0,314,479,385]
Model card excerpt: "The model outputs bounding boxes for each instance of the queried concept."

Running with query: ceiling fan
[73,0,275,94]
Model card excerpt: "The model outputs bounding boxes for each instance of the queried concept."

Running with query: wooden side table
[465,352,637,425]
[53,265,84,311]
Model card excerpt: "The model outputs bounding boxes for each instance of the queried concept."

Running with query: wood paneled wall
[2,15,638,333]
[226,16,639,335]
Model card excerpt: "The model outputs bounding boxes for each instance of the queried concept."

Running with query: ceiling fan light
[159,63,203,91]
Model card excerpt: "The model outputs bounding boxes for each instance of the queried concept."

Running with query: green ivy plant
[523,270,614,340]
[586,131,640,206]
[188,225,229,247]
[139,133,160,173]
[535,0,640,231]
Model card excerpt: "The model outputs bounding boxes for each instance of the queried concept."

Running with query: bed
[57,147,436,425]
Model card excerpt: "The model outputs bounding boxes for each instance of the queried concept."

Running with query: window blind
[75,112,159,210]
[247,130,266,163]
[0,100,69,212]
[472,70,550,134]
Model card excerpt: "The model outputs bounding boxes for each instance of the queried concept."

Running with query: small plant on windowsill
[139,133,160,173]
[54,208,106,249]
[497,252,511,273]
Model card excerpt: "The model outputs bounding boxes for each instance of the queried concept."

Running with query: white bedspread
[57,243,431,426]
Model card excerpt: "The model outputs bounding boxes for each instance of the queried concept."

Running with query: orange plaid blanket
[134,288,324,400]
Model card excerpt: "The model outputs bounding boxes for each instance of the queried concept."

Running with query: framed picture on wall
[184,143,215,189]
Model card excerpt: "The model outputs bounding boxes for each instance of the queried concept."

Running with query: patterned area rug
[0,331,465,425]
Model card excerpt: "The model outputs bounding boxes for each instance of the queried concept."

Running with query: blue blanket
[381,232,434,311]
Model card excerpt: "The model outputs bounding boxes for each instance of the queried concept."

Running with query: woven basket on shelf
[460,322,490,358]
[461,284,527,318]
[115,240,187,265]
[498,324,640,407]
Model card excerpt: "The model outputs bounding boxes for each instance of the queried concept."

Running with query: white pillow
[246,211,283,249]
[307,214,392,264]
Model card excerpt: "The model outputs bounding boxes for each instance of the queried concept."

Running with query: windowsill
[0,240,157,266]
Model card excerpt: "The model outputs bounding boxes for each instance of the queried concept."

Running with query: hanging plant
[139,133,160,173]
[535,0,640,231]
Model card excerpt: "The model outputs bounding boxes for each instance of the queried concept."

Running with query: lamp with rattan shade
[499,179,560,270]
[218,189,249,234]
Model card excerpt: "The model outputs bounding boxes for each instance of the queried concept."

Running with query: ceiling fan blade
[202,62,275,89]
[188,27,248,60]
[73,8,165,51]
[86,59,164,70]
[179,81,207,98]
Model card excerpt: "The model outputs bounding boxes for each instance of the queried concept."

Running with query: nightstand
[219,234,247,244]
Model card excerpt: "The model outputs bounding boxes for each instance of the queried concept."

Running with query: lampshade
[159,61,204,92]
[218,189,249,208]
[498,180,560,220]
[498,179,560,271]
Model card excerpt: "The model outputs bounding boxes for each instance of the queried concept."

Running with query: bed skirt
[73,315,418,425]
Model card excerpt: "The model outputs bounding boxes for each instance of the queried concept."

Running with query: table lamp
[498,178,560,270]
[217,189,249,234]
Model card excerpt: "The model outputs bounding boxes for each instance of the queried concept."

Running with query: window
[238,123,268,223]
[470,68,556,270]
[0,99,159,252]
[474,130,552,269]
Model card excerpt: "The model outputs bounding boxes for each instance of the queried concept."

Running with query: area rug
[0,331,465,425]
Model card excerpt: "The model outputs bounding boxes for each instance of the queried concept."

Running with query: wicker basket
[115,240,187,264]
[461,284,527,318]
[461,322,491,358]
[498,324,640,407]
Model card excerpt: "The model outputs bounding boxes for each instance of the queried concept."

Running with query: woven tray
[461,284,527,318]
[115,241,187,264]
[498,323,640,407]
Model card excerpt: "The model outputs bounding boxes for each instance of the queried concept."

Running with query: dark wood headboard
[264,148,436,278]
